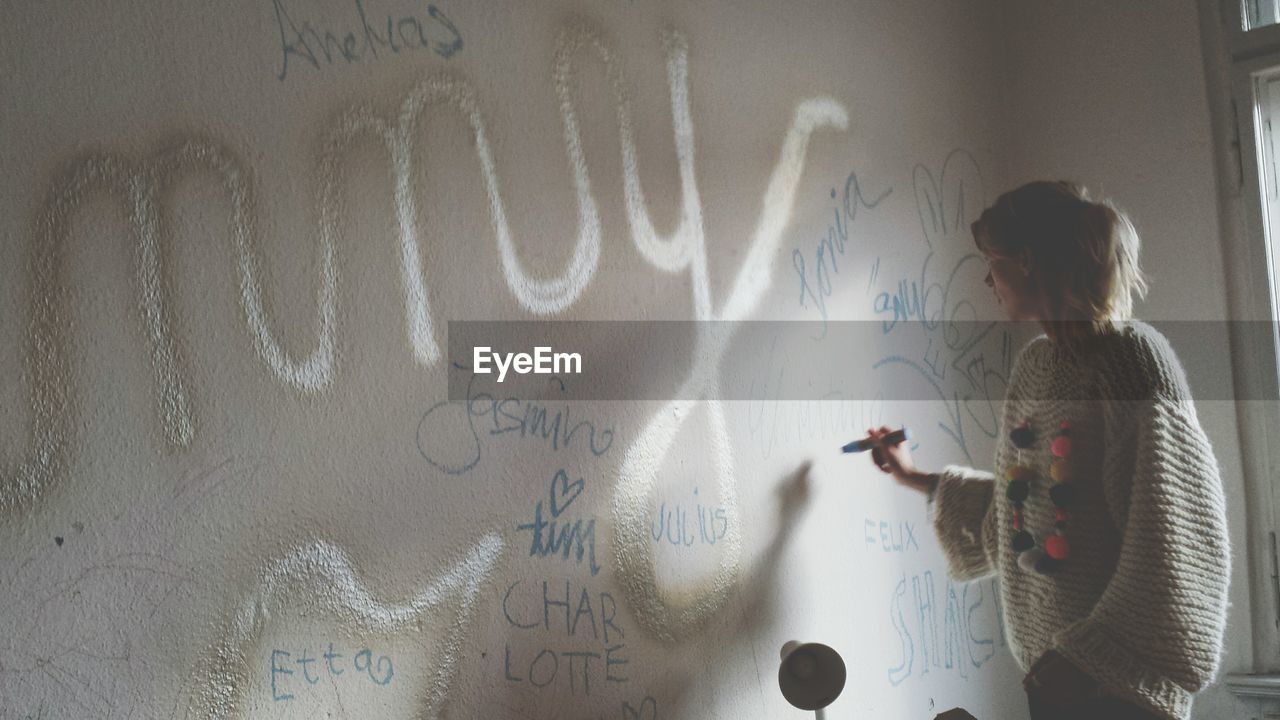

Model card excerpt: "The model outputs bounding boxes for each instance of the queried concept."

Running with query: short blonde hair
[971,181,1149,356]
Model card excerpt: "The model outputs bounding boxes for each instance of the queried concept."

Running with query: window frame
[1210,0,1280,676]
[1230,0,1280,59]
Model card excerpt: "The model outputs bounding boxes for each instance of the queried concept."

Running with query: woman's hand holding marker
[861,426,939,496]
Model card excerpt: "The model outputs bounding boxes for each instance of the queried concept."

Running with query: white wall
[0,2,1032,719]
[1001,0,1255,717]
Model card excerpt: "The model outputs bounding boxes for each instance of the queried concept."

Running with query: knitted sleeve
[930,464,999,581]
[1053,331,1230,719]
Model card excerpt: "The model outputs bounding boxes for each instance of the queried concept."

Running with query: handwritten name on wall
[887,572,1004,686]
[272,0,462,80]
[417,371,616,477]
[498,579,662,719]
[651,487,728,549]
[865,517,920,554]
[188,534,501,719]
[743,334,886,461]
[792,170,892,330]
[269,644,394,701]
[502,579,629,696]
[517,469,602,575]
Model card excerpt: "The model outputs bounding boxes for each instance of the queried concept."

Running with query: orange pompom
[1006,464,1036,483]
[1050,459,1071,483]
[1045,534,1070,560]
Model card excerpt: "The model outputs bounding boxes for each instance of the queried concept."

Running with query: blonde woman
[868,181,1229,720]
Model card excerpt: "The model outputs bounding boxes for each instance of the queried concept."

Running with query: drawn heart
[912,148,983,248]
[549,469,584,518]
[621,696,658,720]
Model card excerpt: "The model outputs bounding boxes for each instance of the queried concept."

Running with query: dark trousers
[1027,693,1163,720]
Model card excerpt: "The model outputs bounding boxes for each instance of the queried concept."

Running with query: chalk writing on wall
[187,533,501,718]
[4,26,774,515]
[612,94,847,642]
[0,6,1025,716]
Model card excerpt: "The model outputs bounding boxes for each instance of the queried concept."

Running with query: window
[1209,0,1280,684]
[1247,0,1280,31]
[1247,69,1280,328]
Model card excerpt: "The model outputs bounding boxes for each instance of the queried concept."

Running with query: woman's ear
[1018,248,1032,276]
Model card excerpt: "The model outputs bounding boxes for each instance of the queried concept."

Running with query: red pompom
[1051,436,1072,457]
[1045,534,1070,560]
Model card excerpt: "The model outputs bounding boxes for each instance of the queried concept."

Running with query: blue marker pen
[841,427,910,455]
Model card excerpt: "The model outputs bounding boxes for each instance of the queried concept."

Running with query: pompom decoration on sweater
[1005,418,1074,573]
[1010,420,1036,449]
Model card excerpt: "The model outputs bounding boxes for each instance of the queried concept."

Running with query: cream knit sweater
[930,320,1229,720]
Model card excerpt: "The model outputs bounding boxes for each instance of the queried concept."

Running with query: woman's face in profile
[983,249,1040,321]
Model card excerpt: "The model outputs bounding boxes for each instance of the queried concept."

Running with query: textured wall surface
[0,1,1028,718]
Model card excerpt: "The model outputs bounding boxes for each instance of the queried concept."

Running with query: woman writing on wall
[866,181,1229,720]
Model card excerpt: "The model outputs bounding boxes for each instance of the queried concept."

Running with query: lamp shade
[778,641,846,711]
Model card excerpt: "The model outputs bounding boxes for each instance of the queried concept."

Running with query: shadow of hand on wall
[650,459,814,718]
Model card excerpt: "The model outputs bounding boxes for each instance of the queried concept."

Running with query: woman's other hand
[866,426,937,495]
